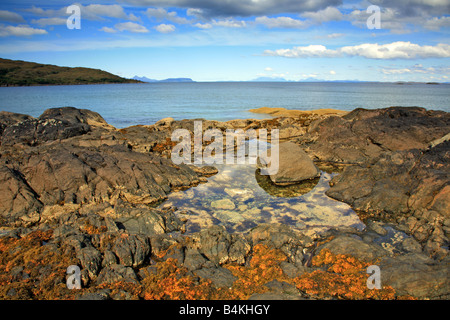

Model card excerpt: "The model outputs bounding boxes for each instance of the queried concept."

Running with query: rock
[248,223,304,265]
[258,142,320,186]
[76,246,102,280]
[96,264,139,285]
[210,198,236,210]
[319,235,389,262]
[327,141,450,254]
[380,253,450,299]
[248,293,306,300]
[77,291,110,300]
[112,234,151,267]
[194,267,237,288]
[197,226,232,265]
[401,237,422,253]
[224,188,253,201]
[297,107,450,164]
[184,247,208,271]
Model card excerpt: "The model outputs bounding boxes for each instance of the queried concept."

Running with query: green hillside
[0,58,141,86]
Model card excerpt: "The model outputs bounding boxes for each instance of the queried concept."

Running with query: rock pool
[159,161,365,236]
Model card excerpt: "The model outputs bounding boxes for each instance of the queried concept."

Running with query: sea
[0,82,448,128]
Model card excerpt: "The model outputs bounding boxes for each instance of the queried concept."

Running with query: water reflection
[159,161,365,236]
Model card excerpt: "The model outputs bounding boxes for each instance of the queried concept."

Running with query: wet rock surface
[0,106,448,300]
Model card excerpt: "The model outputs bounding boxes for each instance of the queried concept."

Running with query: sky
[0,0,449,82]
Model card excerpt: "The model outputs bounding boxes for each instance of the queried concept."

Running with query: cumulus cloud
[381,64,450,75]
[154,23,176,33]
[122,0,342,17]
[195,19,246,28]
[0,10,26,23]
[26,4,139,22]
[301,6,343,23]
[255,16,308,29]
[146,7,189,24]
[115,22,149,33]
[31,17,67,26]
[0,25,48,37]
[369,0,450,17]
[264,42,450,59]
[99,26,118,33]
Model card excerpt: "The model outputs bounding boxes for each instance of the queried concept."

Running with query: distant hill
[0,58,142,86]
[132,76,195,83]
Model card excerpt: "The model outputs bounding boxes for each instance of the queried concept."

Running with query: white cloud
[0,10,26,23]
[115,22,149,33]
[265,67,274,72]
[100,26,118,33]
[26,4,139,22]
[0,25,48,37]
[340,42,450,59]
[146,8,189,24]
[154,23,176,33]
[194,22,212,29]
[381,64,450,75]
[264,44,339,58]
[255,16,308,29]
[424,16,450,31]
[329,70,336,75]
[301,6,343,23]
[326,33,344,39]
[31,17,67,26]
[264,42,450,60]
[212,19,246,28]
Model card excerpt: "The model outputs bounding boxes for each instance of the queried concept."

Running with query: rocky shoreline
[0,106,448,300]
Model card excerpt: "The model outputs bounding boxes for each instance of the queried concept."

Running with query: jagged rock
[96,264,139,285]
[327,141,450,256]
[112,234,151,267]
[318,235,389,261]
[76,246,102,280]
[248,223,304,265]
[297,107,450,164]
[197,226,232,265]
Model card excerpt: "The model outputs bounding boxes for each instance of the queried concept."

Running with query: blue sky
[0,0,449,82]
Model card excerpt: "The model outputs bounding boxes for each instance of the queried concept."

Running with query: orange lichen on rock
[293,249,398,300]
[224,244,289,300]
[141,258,217,300]
[0,230,78,300]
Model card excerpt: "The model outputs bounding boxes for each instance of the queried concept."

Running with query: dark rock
[248,223,304,265]
[327,141,450,256]
[380,253,450,299]
[193,267,237,288]
[297,107,450,164]
[318,235,389,262]
[96,264,139,285]
[197,225,232,265]
[184,247,208,271]
[76,246,102,280]
[77,291,110,300]
[112,234,151,267]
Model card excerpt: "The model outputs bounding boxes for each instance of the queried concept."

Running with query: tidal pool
[159,162,365,236]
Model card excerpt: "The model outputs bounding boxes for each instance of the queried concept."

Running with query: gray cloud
[370,0,450,17]
[121,0,342,17]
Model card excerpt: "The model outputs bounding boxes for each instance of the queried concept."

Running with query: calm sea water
[0,82,448,128]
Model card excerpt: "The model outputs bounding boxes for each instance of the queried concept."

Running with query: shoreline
[249,107,349,118]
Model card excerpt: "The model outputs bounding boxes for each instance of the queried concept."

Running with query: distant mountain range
[132,76,195,83]
[251,76,373,83]
[0,58,141,86]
